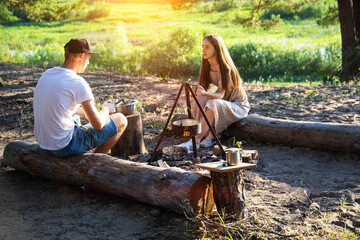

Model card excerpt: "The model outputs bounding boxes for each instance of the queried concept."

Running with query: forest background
[0,0,342,85]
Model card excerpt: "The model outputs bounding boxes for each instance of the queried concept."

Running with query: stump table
[111,111,147,157]
[195,161,256,219]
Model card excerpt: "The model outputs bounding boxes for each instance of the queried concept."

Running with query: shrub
[0,3,19,21]
[24,44,63,65]
[228,42,341,80]
[297,6,321,19]
[262,5,321,20]
[86,4,111,20]
[90,23,135,72]
[168,0,201,9]
[142,26,201,77]
[193,1,213,13]
[6,0,86,22]
[212,0,233,12]
[316,4,339,26]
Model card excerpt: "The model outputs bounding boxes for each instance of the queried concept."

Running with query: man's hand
[81,99,111,130]
[102,102,115,115]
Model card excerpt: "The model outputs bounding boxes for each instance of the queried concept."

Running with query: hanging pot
[172,119,201,137]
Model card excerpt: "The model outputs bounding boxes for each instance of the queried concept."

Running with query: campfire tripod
[148,82,226,164]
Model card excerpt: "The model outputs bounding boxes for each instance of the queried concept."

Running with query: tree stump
[111,111,147,157]
[195,161,256,219]
[211,171,246,218]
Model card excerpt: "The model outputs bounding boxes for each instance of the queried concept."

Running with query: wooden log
[241,150,258,163]
[228,114,360,154]
[195,161,256,219]
[210,171,246,218]
[3,141,215,215]
[111,112,147,157]
[213,145,228,156]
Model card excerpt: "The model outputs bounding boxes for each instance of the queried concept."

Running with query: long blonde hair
[199,34,242,92]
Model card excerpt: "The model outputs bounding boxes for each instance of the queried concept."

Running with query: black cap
[64,38,99,54]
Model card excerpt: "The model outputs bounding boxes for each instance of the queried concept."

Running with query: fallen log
[3,141,215,215]
[227,114,360,154]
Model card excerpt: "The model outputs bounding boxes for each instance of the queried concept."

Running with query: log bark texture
[111,112,147,157]
[210,171,246,218]
[227,114,360,153]
[3,141,214,215]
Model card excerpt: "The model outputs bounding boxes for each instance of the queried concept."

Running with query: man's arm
[81,99,114,130]
[74,106,85,115]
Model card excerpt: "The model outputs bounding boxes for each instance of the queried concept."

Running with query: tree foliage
[0,1,17,21]
[316,4,339,26]
[237,0,324,28]
[167,0,201,9]
[0,0,86,22]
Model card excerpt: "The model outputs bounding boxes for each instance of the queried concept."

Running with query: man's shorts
[51,118,118,157]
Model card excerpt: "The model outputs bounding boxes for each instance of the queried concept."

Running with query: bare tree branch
[252,0,271,26]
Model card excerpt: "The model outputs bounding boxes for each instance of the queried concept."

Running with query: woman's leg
[191,95,209,121]
[195,107,215,144]
[175,97,214,153]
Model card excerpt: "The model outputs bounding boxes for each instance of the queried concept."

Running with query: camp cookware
[115,99,138,116]
[225,149,242,166]
[172,119,201,137]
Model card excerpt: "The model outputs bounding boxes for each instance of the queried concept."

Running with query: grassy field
[0,1,341,84]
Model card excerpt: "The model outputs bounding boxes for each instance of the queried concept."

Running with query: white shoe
[175,139,200,154]
[200,138,215,148]
[200,134,217,148]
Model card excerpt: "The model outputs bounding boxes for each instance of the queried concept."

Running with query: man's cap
[64,38,99,54]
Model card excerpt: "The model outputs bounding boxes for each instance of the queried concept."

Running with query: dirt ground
[0,63,359,239]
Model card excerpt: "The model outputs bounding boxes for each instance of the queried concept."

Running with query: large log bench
[2,141,214,215]
[225,114,360,154]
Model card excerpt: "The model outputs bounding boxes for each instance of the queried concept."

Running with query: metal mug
[225,149,242,166]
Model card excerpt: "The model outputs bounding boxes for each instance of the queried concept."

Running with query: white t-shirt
[34,67,94,150]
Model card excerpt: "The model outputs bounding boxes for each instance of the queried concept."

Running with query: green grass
[0,1,341,83]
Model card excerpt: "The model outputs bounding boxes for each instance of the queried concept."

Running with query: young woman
[176,34,250,153]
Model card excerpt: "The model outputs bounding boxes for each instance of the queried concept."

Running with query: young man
[33,38,127,157]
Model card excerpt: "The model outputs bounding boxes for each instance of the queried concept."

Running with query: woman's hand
[190,85,204,98]
[196,85,206,96]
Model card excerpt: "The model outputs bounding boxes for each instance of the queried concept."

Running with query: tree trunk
[227,114,360,154]
[3,141,215,215]
[338,0,356,53]
[210,171,246,219]
[337,0,360,81]
[111,112,147,157]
